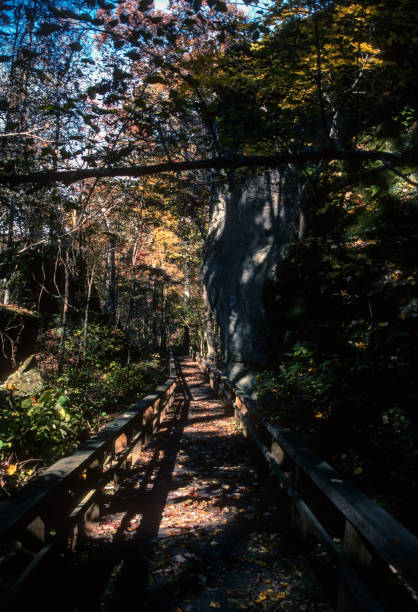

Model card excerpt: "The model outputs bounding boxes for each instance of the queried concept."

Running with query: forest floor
[34,358,333,611]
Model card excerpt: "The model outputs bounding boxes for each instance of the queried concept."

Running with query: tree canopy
[0,0,417,187]
[1,0,418,527]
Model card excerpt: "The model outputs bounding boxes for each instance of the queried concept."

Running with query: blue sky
[153,0,263,17]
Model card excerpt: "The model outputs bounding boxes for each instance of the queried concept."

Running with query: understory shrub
[260,205,418,531]
[0,321,166,497]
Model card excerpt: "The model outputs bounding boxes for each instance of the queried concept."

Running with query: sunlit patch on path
[53,358,332,611]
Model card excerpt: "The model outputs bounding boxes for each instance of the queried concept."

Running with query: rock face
[203,171,296,392]
[1,354,43,397]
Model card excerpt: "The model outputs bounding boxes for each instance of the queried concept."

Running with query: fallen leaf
[209,602,221,608]
[255,594,267,603]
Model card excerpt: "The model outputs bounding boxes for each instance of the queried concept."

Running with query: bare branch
[0,132,53,143]
[380,160,418,187]
[0,149,417,187]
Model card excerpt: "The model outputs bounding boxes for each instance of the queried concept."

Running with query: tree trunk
[81,262,95,360]
[106,237,116,323]
[182,239,191,353]
[203,283,217,361]
[151,277,159,351]
[58,250,70,374]
[184,239,190,305]
[160,281,167,353]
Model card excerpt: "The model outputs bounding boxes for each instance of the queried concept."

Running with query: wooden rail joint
[190,351,418,612]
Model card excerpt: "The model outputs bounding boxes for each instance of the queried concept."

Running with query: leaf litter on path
[53,358,333,612]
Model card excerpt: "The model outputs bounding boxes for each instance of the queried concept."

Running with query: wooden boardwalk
[33,357,331,611]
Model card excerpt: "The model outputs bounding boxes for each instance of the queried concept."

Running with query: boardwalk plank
[13,358,332,611]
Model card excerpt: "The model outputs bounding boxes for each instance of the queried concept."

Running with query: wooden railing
[0,351,177,606]
[192,351,418,612]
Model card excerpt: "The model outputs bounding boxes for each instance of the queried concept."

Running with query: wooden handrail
[0,351,178,604]
[192,351,418,612]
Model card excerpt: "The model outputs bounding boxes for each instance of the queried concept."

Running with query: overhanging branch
[0,150,417,187]
[379,160,418,187]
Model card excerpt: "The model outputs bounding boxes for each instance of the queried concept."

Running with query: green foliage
[0,387,85,464]
[70,323,126,363]
[261,176,418,528]
[256,343,341,435]
[97,358,162,400]
[50,323,165,415]
[0,321,166,496]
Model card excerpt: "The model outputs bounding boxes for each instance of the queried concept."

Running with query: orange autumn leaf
[255,594,268,603]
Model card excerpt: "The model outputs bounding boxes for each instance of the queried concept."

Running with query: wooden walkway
[32,357,331,611]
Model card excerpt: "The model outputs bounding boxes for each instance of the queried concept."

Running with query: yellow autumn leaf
[6,464,17,476]
[209,603,221,608]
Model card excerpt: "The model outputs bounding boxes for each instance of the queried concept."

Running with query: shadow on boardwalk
[32,358,332,612]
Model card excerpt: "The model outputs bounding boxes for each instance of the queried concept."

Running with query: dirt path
[44,357,333,611]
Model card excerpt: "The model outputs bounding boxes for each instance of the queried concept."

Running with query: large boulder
[203,170,297,393]
[1,354,43,397]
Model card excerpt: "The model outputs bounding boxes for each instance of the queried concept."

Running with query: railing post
[290,466,309,544]
[78,455,105,540]
[234,395,242,429]
[152,397,161,432]
[86,455,105,482]
[271,439,285,466]
[79,497,100,540]
[127,427,143,468]
[234,395,249,437]
[113,433,128,469]
[167,381,176,409]
[143,404,153,446]
[209,370,214,390]
[25,515,46,548]
[337,521,373,612]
